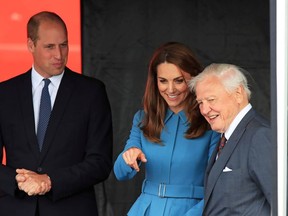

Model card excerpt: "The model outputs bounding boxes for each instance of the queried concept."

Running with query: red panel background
[0,0,81,164]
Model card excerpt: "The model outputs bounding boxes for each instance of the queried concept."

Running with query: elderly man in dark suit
[0,11,113,216]
[189,63,274,215]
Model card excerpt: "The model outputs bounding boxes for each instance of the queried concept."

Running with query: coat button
[37,167,43,173]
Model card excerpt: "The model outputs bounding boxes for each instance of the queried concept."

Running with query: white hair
[188,63,251,100]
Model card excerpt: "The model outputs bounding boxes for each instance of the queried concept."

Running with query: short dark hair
[27,11,67,43]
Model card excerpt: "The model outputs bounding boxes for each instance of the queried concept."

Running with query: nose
[167,82,175,93]
[54,46,62,59]
[200,101,211,115]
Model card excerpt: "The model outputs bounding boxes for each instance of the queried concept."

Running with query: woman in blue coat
[114,42,219,216]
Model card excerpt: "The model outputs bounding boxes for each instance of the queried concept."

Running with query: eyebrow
[44,40,68,45]
[196,96,215,100]
[157,76,184,80]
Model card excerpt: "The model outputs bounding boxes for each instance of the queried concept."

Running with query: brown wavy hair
[141,42,210,143]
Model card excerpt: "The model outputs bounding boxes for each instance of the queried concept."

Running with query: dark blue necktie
[37,79,51,151]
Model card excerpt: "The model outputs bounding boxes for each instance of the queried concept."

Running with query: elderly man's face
[195,76,243,133]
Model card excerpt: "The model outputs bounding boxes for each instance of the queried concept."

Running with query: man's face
[27,21,68,78]
[195,76,242,133]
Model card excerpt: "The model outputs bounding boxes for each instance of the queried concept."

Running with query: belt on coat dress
[141,179,203,199]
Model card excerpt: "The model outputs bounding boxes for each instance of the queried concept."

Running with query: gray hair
[189,63,251,100]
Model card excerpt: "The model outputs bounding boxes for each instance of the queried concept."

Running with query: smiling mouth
[167,94,179,99]
[206,114,218,121]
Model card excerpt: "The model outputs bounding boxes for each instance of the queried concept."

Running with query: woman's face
[157,62,191,113]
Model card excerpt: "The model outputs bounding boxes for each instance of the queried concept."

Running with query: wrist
[47,175,51,184]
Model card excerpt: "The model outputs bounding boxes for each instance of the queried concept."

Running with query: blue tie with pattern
[37,79,51,151]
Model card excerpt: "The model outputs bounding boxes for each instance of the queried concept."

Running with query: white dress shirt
[216,103,252,160]
[224,103,252,140]
[31,66,64,133]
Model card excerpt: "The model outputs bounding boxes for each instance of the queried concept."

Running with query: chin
[210,125,220,132]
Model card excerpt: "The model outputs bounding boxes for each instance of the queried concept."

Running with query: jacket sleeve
[248,126,273,206]
[114,110,144,181]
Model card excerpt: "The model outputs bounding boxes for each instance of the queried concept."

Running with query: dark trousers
[35,201,39,216]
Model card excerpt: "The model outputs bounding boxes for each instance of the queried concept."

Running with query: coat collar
[164,109,188,124]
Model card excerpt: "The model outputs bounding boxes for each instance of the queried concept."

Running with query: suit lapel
[19,71,40,159]
[39,70,75,160]
[204,109,256,210]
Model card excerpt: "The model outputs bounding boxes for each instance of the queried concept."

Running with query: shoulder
[236,109,270,137]
[134,109,145,117]
[64,68,105,89]
[133,109,145,121]
[0,70,31,96]
[246,110,270,132]
[63,68,108,99]
[0,70,30,86]
[200,130,221,144]
[243,111,271,152]
[253,112,270,127]
[129,109,145,127]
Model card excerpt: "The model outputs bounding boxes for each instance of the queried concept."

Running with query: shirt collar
[225,103,252,139]
[31,66,64,89]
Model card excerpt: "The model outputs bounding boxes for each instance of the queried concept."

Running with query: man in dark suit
[189,63,274,215]
[0,11,113,216]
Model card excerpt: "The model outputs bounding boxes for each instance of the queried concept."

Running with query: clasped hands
[15,168,51,196]
[122,147,147,172]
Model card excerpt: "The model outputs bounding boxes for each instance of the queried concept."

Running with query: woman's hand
[122,147,147,172]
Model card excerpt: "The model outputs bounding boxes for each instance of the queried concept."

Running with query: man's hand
[15,168,51,196]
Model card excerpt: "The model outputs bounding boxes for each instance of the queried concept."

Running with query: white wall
[277,0,288,215]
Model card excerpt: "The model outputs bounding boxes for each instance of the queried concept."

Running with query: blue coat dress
[114,109,219,216]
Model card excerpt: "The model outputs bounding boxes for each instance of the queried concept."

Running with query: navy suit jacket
[203,109,274,216]
[0,68,113,216]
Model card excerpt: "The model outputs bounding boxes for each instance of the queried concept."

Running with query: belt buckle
[158,183,166,198]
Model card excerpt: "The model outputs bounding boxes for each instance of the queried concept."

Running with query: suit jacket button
[37,167,42,173]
